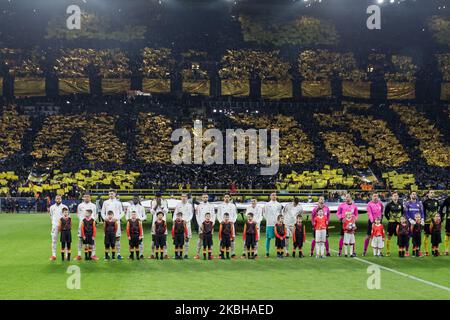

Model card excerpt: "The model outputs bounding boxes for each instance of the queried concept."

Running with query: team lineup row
[49,190,450,261]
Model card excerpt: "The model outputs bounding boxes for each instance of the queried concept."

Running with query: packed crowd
[0,98,448,198]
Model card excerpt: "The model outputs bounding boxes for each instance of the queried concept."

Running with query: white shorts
[315,229,326,243]
[371,236,384,249]
[344,233,355,245]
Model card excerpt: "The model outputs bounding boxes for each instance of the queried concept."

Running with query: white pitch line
[305,240,450,293]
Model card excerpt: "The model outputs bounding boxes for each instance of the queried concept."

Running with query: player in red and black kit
[58,208,72,261]
[219,213,235,259]
[201,212,214,260]
[81,209,97,260]
[396,216,409,258]
[410,213,423,257]
[172,212,188,260]
[292,214,306,258]
[126,211,143,260]
[152,212,167,260]
[430,214,442,257]
[242,212,258,259]
[274,215,287,259]
[104,211,118,260]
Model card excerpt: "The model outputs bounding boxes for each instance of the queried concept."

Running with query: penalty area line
[304,240,450,293]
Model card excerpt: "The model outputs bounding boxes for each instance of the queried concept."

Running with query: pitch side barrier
[87,188,450,197]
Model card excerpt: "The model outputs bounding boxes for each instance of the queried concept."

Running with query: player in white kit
[242,198,263,257]
[216,193,238,258]
[49,195,69,261]
[149,192,169,258]
[126,195,147,259]
[173,193,194,258]
[76,194,98,261]
[101,190,124,260]
[194,194,216,259]
[263,193,283,258]
[282,198,303,257]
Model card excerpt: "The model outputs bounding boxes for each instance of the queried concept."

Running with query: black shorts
[153,234,166,248]
[129,234,140,248]
[431,232,442,247]
[275,237,285,249]
[203,233,213,248]
[83,235,94,245]
[387,222,399,237]
[397,234,408,247]
[173,234,185,247]
[220,235,231,248]
[424,224,432,236]
[411,233,421,247]
[105,232,116,248]
[60,230,72,243]
[293,238,303,249]
[245,234,256,248]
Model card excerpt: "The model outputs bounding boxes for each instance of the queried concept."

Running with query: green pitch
[0,213,449,300]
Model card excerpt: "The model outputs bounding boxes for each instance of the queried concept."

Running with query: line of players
[49,189,450,261]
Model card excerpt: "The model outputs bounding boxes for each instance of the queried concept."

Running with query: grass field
[0,213,449,300]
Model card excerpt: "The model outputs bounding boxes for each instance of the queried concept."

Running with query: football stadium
[0,0,449,304]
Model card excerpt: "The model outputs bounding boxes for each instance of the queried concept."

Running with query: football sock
[136,250,140,260]
[445,235,449,252]
[61,251,65,261]
[325,240,329,254]
[292,251,296,257]
[67,251,71,260]
[265,238,270,256]
[424,235,429,253]
[339,237,344,254]
[364,238,369,253]
[386,238,391,254]
[310,239,315,255]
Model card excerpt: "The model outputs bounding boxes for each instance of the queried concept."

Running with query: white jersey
[263,200,282,227]
[150,199,169,224]
[174,202,194,223]
[77,202,98,221]
[245,205,263,224]
[126,203,147,221]
[50,203,69,226]
[216,202,237,223]
[196,202,216,226]
[101,198,124,221]
[283,203,303,227]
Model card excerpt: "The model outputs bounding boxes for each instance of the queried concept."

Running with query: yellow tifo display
[276,166,356,191]
[0,172,19,195]
[18,170,140,195]
[382,171,417,191]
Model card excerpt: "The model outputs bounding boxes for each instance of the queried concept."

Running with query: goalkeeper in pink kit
[336,194,359,256]
[363,193,384,256]
[310,196,331,257]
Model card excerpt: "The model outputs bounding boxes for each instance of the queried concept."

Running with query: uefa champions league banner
[59,77,90,95]
[261,80,293,99]
[387,82,415,100]
[14,77,46,97]
[441,83,450,101]
[301,81,332,98]
[342,81,371,99]
[142,78,170,93]
[182,79,210,96]
[101,78,131,95]
[221,79,250,97]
